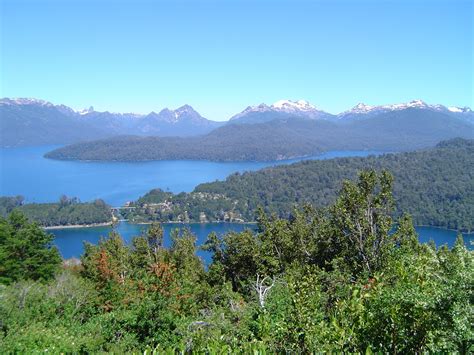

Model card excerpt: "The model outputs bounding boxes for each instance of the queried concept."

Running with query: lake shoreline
[1,145,387,206]
[44,222,113,230]
[42,220,257,230]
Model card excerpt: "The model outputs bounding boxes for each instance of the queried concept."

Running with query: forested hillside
[124,139,474,232]
[46,109,474,161]
[1,172,472,353]
[0,196,112,227]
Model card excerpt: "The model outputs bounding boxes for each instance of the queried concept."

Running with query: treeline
[125,139,474,232]
[45,109,474,161]
[1,171,472,353]
[0,195,113,227]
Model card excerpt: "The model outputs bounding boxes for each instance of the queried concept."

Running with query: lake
[51,221,474,263]
[0,145,386,206]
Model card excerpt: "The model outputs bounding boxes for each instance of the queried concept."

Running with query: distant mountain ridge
[229,99,333,123]
[228,98,473,124]
[136,105,221,135]
[1,97,472,147]
[0,98,222,147]
[338,99,473,122]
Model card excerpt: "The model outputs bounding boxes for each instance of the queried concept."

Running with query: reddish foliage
[149,262,177,296]
[363,277,376,290]
[97,249,115,282]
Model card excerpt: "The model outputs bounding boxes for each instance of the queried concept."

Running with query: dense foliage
[0,211,61,284]
[46,109,474,161]
[0,195,113,227]
[124,139,474,232]
[0,170,472,353]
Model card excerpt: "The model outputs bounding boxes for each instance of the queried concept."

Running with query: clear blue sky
[1,0,472,120]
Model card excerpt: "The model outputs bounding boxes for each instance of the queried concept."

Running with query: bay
[51,221,474,263]
[0,145,385,206]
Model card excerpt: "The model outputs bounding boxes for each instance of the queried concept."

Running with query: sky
[1,0,472,121]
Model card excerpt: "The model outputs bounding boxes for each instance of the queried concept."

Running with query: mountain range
[228,99,334,123]
[2,98,473,155]
[0,98,222,147]
[229,99,473,124]
[45,107,474,162]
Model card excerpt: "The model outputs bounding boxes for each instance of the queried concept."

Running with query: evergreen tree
[0,210,61,284]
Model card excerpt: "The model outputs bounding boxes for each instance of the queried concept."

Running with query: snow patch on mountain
[78,106,95,115]
[0,98,55,107]
[347,103,376,114]
[272,99,317,111]
[339,100,472,118]
[448,106,472,113]
[230,99,327,121]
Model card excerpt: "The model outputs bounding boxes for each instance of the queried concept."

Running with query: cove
[0,145,385,206]
[50,222,474,263]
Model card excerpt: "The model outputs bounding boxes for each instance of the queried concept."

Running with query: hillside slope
[123,139,474,232]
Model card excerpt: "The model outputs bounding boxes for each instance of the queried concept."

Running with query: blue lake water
[50,222,473,263]
[0,145,386,206]
[52,222,256,262]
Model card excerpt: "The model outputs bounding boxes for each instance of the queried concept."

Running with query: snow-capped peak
[404,99,428,108]
[410,99,425,105]
[379,99,429,111]
[271,99,317,111]
[339,99,473,119]
[0,98,54,107]
[229,99,328,122]
[229,104,270,120]
[146,105,204,123]
[175,104,197,114]
[350,103,376,113]
[339,102,383,116]
[78,106,95,115]
[342,99,440,116]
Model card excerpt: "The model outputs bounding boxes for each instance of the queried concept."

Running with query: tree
[330,170,394,275]
[147,222,164,255]
[0,210,61,284]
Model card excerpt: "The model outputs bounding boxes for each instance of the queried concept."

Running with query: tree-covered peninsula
[122,138,474,232]
[0,196,113,227]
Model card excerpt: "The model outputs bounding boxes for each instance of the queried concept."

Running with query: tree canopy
[0,170,472,353]
[0,211,61,284]
[0,196,113,227]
